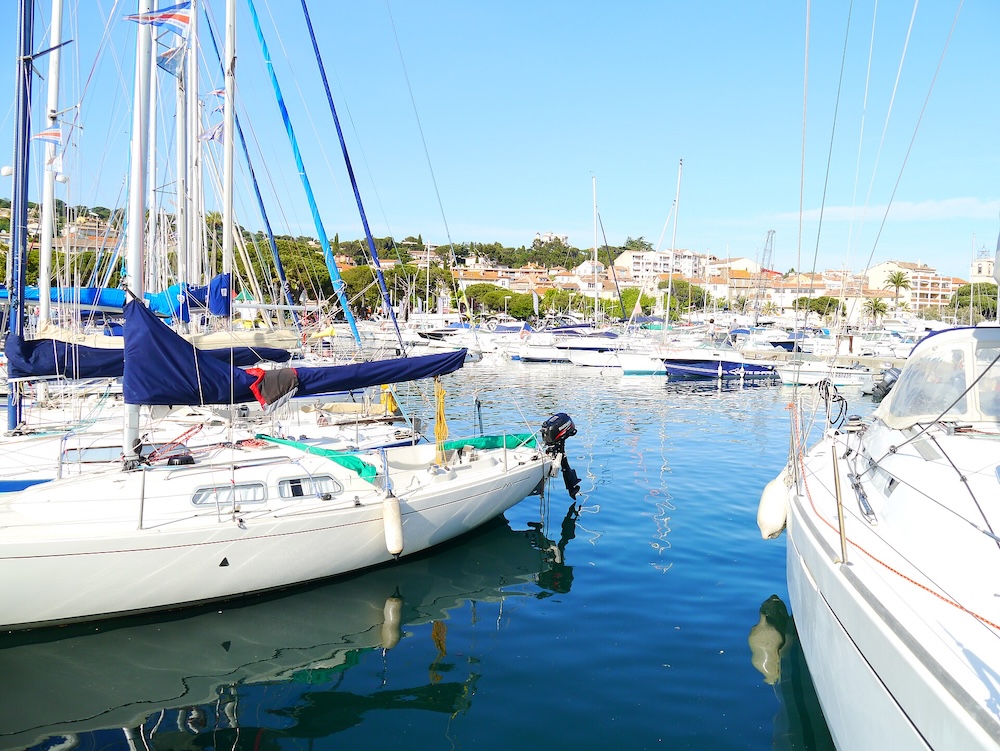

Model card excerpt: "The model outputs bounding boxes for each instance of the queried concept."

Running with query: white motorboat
[758,325,1000,750]
[775,356,876,390]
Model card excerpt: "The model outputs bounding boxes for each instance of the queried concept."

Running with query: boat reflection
[0,513,578,751]
[748,595,835,751]
[663,378,779,396]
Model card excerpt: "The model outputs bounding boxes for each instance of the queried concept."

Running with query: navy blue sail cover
[5,332,291,381]
[5,333,125,379]
[123,300,466,407]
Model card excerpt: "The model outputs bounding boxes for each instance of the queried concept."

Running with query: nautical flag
[208,88,225,97]
[156,44,186,76]
[32,126,61,144]
[532,290,540,316]
[198,121,224,143]
[124,2,192,36]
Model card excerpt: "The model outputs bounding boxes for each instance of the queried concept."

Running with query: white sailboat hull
[783,429,1000,750]
[0,441,551,629]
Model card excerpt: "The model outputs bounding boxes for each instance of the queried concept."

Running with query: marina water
[0,360,868,750]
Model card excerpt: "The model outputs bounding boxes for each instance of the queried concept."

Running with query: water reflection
[663,378,780,397]
[0,515,577,751]
[748,596,835,751]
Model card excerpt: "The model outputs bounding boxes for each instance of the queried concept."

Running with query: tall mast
[175,26,188,315]
[592,175,598,325]
[8,0,34,431]
[187,0,201,285]
[124,0,153,462]
[37,0,64,327]
[146,1,159,291]
[221,0,235,279]
[664,159,682,327]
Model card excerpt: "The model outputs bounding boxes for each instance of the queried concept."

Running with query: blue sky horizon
[1,1,996,282]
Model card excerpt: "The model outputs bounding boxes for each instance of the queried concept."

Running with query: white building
[613,249,710,280]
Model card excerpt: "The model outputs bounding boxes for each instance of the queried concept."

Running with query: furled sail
[123,300,466,408]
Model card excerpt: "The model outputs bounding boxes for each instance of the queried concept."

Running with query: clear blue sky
[2,1,996,281]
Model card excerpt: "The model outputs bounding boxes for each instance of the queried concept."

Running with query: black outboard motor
[541,413,581,499]
[871,367,900,403]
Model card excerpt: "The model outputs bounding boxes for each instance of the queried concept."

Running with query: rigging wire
[383,0,461,282]
[856,1,963,278]
[299,0,405,350]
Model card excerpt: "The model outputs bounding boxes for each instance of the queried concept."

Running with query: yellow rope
[434,376,448,463]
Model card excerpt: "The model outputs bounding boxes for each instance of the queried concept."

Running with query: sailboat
[0,300,579,631]
[755,4,1000,748]
[0,1,582,631]
[759,326,1000,749]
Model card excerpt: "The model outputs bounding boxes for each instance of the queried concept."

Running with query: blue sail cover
[145,283,190,322]
[208,273,232,316]
[0,286,127,310]
[123,300,466,407]
[6,331,291,381]
[5,333,125,379]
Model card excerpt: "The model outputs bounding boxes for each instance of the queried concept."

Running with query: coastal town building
[867,260,965,316]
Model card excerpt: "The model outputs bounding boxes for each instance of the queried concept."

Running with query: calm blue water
[0,362,863,750]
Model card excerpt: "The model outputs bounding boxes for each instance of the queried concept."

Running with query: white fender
[757,467,790,539]
[381,595,403,650]
[383,492,404,556]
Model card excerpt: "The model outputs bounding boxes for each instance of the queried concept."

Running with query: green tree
[883,271,911,309]
[623,236,654,252]
[950,283,998,322]
[793,296,841,317]
[863,297,889,323]
[658,278,711,315]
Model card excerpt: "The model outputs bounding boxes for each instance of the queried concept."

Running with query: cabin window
[277,475,342,499]
[192,483,266,507]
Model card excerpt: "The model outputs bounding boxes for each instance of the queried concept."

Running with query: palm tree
[760,301,780,317]
[863,297,889,323]
[884,270,911,310]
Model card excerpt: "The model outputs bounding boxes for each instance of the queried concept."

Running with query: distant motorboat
[775,356,876,390]
[659,342,776,380]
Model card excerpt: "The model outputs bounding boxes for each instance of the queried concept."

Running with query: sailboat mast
[664,158,682,327]
[175,31,189,309]
[592,176,598,325]
[146,2,159,290]
[8,0,34,431]
[37,0,64,327]
[124,0,154,461]
[221,0,235,279]
[187,0,202,286]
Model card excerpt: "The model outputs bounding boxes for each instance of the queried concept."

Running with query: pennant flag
[124,2,192,36]
[208,88,225,97]
[156,44,186,76]
[32,126,61,144]
[198,122,224,143]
